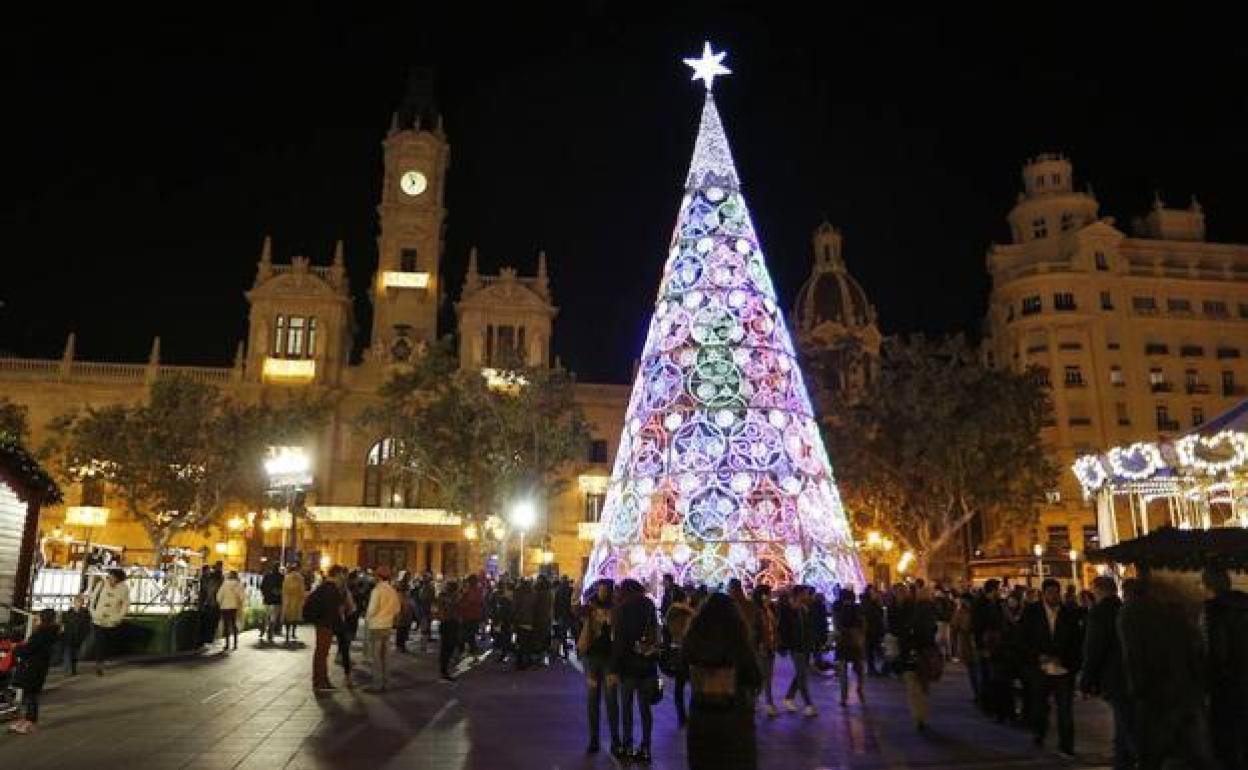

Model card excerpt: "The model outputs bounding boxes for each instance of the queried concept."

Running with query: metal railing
[30,568,265,614]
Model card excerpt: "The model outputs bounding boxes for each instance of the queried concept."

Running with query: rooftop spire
[464,246,480,293]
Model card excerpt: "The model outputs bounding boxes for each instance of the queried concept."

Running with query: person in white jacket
[88,568,130,675]
[365,566,401,691]
[216,571,248,652]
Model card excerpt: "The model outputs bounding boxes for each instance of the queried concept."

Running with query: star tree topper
[684,41,731,90]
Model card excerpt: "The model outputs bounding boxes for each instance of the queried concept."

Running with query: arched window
[363,438,418,508]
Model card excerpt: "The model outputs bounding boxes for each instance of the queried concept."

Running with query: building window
[1046,525,1072,552]
[1167,298,1193,314]
[1145,341,1169,356]
[273,315,318,359]
[1115,402,1129,426]
[1192,406,1205,426]
[1216,346,1241,360]
[1053,292,1076,311]
[1223,370,1238,395]
[1051,173,1061,185]
[1094,251,1108,271]
[588,439,609,464]
[1203,300,1229,318]
[1064,366,1085,387]
[1082,525,1100,551]
[1185,369,1201,392]
[1100,291,1113,310]
[1110,366,1124,386]
[1032,218,1048,239]
[1156,404,1177,431]
[363,438,417,508]
[400,247,418,273]
[1132,296,1158,314]
[1022,296,1042,315]
[1033,368,1051,388]
[1060,212,1074,231]
[584,493,606,523]
[1239,303,1248,319]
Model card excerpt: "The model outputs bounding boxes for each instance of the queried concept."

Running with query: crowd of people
[5,557,1246,770]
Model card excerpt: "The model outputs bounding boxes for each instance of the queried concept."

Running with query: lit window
[1149,368,1165,385]
[584,493,606,523]
[363,438,417,508]
[1109,366,1124,386]
[274,315,287,356]
[287,316,306,357]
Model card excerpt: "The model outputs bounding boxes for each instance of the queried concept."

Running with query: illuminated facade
[984,153,1248,567]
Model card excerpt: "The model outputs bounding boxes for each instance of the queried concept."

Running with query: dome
[794,269,875,333]
[793,223,876,335]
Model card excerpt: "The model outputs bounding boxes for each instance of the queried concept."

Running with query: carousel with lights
[1073,399,1248,554]
[580,44,864,596]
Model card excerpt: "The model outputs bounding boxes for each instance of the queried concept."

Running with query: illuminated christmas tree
[583,44,863,594]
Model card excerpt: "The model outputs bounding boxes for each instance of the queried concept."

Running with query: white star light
[684,41,731,91]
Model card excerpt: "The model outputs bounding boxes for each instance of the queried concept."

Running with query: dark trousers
[92,624,119,669]
[785,652,813,705]
[23,691,39,723]
[461,620,480,655]
[63,637,81,674]
[674,670,690,724]
[220,609,239,646]
[313,625,333,687]
[619,676,653,748]
[439,620,460,677]
[395,622,409,651]
[336,628,354,675]
[584,656,620,744]
[865,635,883,673]
[1032,671,1074,753]
[1108,698,1138,770]
[1211,707,1248,770]
[200,606,220,645]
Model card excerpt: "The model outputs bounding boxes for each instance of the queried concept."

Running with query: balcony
[1186,383,1211,395]
[1064,380,1087,389]
[1145,344,1169,356]
[1156,419,1181,431]
[1150,382,1173,393]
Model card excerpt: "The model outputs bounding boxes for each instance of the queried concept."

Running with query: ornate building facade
[984,154,1248,574]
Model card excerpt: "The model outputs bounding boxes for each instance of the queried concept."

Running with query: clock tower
[371,70,448,364]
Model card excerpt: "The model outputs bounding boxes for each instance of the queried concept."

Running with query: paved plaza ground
[0,632,1114,770]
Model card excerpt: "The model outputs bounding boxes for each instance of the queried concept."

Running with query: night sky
[8,6,1248,383]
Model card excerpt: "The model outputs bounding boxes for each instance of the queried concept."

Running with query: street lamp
[1069,548,1081,589]
[1033,543,1045,586]
[511,500,537,576]
[264,446,311,566]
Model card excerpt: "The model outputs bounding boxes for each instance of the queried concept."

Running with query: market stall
[0,437,62,623]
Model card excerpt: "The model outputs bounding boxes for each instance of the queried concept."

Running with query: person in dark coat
[1202,567,1248,770]
[832,587,866,706]
[1079,575,1133,770]
[259,562,284,643]
[578,579,620,755]
[9,609,60,735]
[777,586,818,715]
[1118,577,1218,770]
[609,579,659,763]
[1020,578,1083,757]
[971,579,1007,712]
[306,566,347,691]
[683,592,763,770]
[890,584,939,732]
[60,595,90,675]
[860,585,885,675]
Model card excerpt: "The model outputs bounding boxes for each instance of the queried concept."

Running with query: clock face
[400,170,428,197]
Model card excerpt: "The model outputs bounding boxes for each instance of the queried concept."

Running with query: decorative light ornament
[580,46,863,596]
[1072,455,1110,495]
[1175,431,1248,475]
[683,41,731,91]
[1108,442,1166,481]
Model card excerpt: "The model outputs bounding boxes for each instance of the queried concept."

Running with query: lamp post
[1033,543,1045,587]
[264,446,311,567]
[510,500,536,576]
[1069,548,1081,590]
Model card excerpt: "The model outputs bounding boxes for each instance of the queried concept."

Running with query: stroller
[0,632,22,722]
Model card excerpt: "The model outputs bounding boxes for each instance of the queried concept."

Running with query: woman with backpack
[683,592,763,770]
